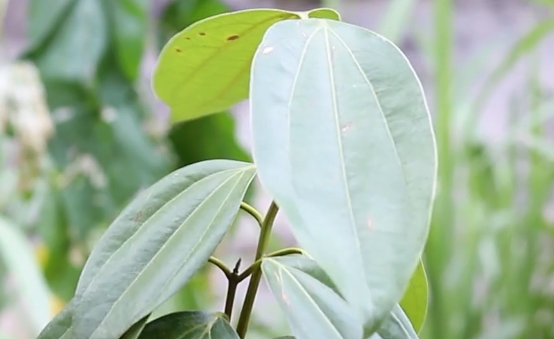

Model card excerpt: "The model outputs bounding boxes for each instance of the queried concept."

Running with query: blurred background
[0,0,553,338]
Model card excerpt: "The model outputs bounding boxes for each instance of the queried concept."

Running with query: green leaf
[137,311,239,339]
[251,18,437,331]
[30,0,108,84]
[262,257,363,339]
[0,217,51,335]
[27,0,76,49]
[36,301,73,339]
[108,0,148,80]
[72,160,256,339]
[399,261,428,333]
[375,305,418,339]
[152,8,340,122]
[120,315,150,339]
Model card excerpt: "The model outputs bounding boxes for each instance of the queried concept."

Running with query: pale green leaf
[72,160,256,339]
[399,261,428,333]
[376,305,418,339]
[36,300,73,339]
[251,18,437,331]
[262,258,363,339]
[28,0,75,48]
[0,217,51,335]
[137,311,239,339]
[152,8,340,122]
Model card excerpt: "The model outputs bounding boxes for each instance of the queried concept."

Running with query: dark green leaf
[108,0,148,80]
[137,311,239,339]
[262,257,363,339]
[72,160,256,339]
[251,18,436,331]
[120,315,150,339]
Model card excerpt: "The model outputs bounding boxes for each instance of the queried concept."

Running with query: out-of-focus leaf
[108,0,148,80]
[36,301,73,339]
[72,160,256,339]
[251,18,436,331]
[0,217,51,335]
[137,311,239,339]
[399,261,428,333]
[152,8,340,122]
[27,0,75,49]
[30,0,108,84]
[169,114,250,167]
[262,257,363,339]
[378,0,417,42]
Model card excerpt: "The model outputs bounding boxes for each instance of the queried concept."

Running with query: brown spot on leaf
[199,32,206,36]
[133,210,143,222]
[175,48,182,53]
[184,37,190,40]
[227,35,239,41]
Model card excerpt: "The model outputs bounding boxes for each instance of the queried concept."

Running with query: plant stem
[224,259,242,320]
[266,248,304,258]
[240,202,264,228]
[236,201,279,338]
[208,256,232,279]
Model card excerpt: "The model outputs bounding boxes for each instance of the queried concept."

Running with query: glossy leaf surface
[251,18,437,330]
[152,8,340,122]
[137,311,239,339]
[72,160,256,339]
[262,257,363,339]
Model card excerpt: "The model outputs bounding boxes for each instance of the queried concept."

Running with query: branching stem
[240,202,264,228]
[236,201,279,338]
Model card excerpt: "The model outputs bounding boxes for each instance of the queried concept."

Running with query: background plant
[1,0,554,339]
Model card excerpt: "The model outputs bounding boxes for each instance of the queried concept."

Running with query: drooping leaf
[72,160,256,339]
[0,217,51,335]
[108,0,149,80]
[152,8,340,122]
[36,300,73,339]
[120,315,150,339]
[262,257,363,339]
[399,261,428,333]
[137,311,239,339]
[29,0,108,84]
[251,18,437,331]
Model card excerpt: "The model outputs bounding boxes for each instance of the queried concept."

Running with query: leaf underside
[251,18,437,331]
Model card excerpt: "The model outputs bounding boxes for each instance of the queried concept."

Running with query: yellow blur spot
[51,295,66,316]
[35,242,49,268]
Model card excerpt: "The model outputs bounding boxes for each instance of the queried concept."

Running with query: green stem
[236,202,279,338]
[240,202,264,228]
[208,256,232,279]
[224,259,242,320]
[266,248,304,258]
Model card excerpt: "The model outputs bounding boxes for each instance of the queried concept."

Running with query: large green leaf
[36,301,73,339]
[120,315,150,339]
[262,257,363,339]
[273,255,424,337]
[399,261,428,333]
[108,0,148,80]
[71,160,255,339]
[251,18,437,331]
[152,8,340,122]
[136,311,239,339]
[0,217,51,335]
